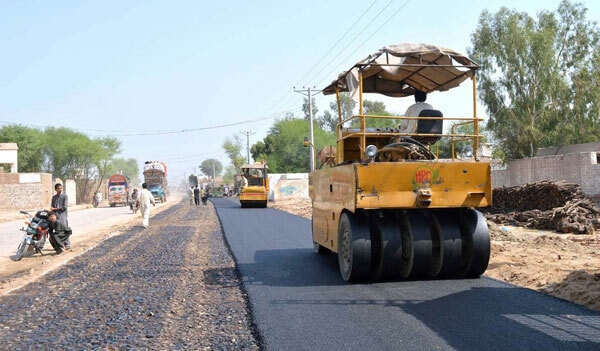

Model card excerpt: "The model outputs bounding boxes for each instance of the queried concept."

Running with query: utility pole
[293,86,319,171]
[240,130,254,164]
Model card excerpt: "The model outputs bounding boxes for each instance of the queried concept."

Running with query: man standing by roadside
[49,183,70,249]
[193,186,200,206]
[138,182,156,228]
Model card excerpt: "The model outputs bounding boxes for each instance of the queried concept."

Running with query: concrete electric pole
[293,86,319,171]
[240,130,255,164]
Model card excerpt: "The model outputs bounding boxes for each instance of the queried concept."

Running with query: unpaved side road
[0,199,260,350]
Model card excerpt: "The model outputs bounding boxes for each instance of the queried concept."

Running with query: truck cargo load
[143,161,168,202]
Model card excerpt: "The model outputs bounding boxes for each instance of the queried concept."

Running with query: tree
[110,158,140,185]
[223,165,237,184]
[348,100,399,129]
[470,0,600,160]
[222,135,246,172]
[42,127,100,180]
[250,116,335,172]
[200,159,223,178]
[302,96,318,121]
[93,136,122,193]
[434,122,487,159]
[318,93,356,131]
[0,124,45,172]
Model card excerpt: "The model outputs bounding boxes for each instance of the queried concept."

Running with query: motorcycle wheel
[15,239,30,261]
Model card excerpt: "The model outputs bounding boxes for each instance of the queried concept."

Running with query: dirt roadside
[0,197,181,295]
[270,198,600,312]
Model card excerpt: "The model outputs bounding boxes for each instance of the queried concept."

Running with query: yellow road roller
[310,43,492,282]
[240,163,269,208]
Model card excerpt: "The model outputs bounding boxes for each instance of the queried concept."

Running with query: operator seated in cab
[399,90,433,134]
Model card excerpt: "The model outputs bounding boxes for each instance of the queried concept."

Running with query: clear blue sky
[1,0,598,186]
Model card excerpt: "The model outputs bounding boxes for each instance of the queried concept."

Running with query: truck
[143,161,168,203]
[108,174,129,207]
[188,174,199,189]
[239,163,269,208]
[311,43,492,282]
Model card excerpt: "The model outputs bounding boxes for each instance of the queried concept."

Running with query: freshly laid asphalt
[212,197,600,351]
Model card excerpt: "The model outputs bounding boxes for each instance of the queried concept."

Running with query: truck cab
[148,184,166,203]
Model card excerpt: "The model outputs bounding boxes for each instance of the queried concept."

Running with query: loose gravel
[0,201,261,350]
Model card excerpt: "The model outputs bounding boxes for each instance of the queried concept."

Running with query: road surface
[212,197,600,351]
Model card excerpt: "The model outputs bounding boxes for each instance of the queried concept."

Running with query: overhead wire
[291,0,380,89]
[0,106,303,137]
[260,0,383,118]
[314,0,411,88]
[306,0,396,86]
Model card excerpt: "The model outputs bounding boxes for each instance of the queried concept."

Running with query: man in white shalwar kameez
[138,183,156,228]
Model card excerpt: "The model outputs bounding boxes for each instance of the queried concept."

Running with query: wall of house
[492,152,600,196]
[0,172,54,209]
[268,173,310,201]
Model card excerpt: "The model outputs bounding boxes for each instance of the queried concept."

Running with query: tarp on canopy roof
[322,43,479,99]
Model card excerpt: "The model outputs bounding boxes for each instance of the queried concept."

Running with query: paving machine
[239,163,269,208]
[311,43,492,282]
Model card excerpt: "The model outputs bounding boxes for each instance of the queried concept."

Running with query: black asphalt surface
[212,197,600,351]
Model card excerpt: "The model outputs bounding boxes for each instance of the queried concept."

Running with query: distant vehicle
[188,174,199,189]
[143,161,168,203]
[239,163,269,208]
[108,174,129,207]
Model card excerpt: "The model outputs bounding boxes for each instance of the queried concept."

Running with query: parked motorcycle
[14,210,50,261]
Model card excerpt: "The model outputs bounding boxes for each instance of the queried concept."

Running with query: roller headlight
[366,145,378,159]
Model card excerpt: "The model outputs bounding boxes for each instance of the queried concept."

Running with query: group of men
[189,186,207,206]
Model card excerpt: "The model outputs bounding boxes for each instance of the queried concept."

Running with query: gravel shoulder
[0,198,260,350]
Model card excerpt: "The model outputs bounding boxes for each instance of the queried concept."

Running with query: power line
[292,0,380,88]
[0,107,302,137]
[315,0,411,88]
[307,0,396,85]
[260,0,383,118]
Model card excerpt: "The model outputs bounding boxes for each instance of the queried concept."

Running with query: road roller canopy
[322,43,478,98]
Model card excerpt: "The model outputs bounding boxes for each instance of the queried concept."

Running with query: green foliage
[43,127,103,181]
[0,124,45,172]
[302,97,319,121]
[434,122,485,158]
[109,158,140,185]
[223,165,237,184]
[200,158,223,177]
[222,135,247,172]
[251,116,335,172]
[318,93,356,131]
[349,100,400,129]
[470,0,600,160]
[94,136,122,189]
